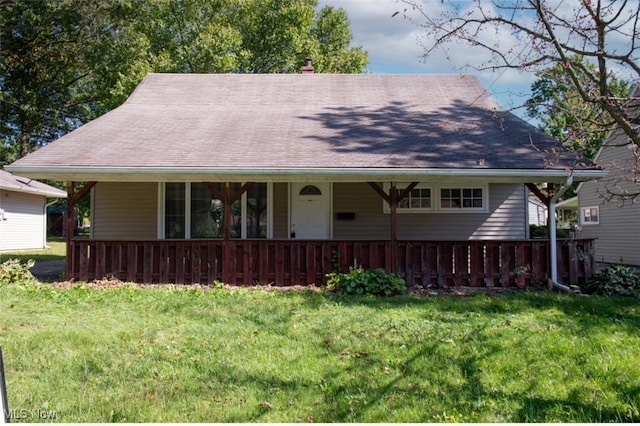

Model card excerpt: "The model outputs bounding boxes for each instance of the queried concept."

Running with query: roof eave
[0,182,67,198]
[3,166,608,184]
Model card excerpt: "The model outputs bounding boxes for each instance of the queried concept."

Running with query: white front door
[291,183,331,239]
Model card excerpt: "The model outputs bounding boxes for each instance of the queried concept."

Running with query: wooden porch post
[390,183,398,273]
[203,182,254,285]
[545,182,555,236]
[368,182,418,274]
[65,182,75,280]
[526,182,556,285]
[223,182,231,284]
[65,181,97,280]
[526,182,554,237]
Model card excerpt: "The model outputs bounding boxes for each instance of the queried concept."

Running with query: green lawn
[0,238,66,263]
[1,282,638,423]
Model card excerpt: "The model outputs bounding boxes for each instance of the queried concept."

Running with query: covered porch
[60,178,597,288]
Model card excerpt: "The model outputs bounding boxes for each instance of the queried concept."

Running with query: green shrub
[325,267,406,296]
[529,224,548,238]
[529,224,569,238]
[583,265,640,297]
[0,258,36,286]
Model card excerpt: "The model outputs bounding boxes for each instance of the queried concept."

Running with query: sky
[317,0,541,121]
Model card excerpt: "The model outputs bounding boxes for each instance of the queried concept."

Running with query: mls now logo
[5,408,28,421]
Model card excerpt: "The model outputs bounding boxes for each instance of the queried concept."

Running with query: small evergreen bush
[326,267,406,296]
[0,259,36,287]
[582,265,640,297]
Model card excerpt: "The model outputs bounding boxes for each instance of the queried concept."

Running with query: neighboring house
[577,85,640,267]
[555,196,578,230]
[6,71,606,286]
[0,170,67,252]
[528,197,548,226]
[527,194,577,236]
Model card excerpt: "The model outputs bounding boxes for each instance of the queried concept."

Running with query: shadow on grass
[3,284,638,422]
[203,313,640,422]
[282,292,640,422]
[328,291,640,336]
[516,394,639,423]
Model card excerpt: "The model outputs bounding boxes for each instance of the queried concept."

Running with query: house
[5,71,606,287]
[0,170,67,252]
[577,85,640,268]
[555,196,578,231]
[528,196,547,226]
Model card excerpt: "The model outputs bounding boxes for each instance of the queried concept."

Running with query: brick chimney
[301,58,314,74]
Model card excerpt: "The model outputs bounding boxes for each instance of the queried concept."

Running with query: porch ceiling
[8,166,606,184]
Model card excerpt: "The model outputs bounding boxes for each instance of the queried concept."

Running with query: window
[383,183,433,213]
[245,183,268,238]
[299,185,322,196]
[383,183,488,213]
[160,183,269,239]
[190,183,239,238]
[399,188,432,209]
[440,187,485,210]
[165,183,186,238]
[581,206,599,225]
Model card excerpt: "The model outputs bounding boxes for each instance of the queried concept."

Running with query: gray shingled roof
[6,73,603,183]
[0,170,66,198]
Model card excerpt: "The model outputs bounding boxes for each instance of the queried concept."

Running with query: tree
[131,0,367,73]
[0,0,368,165]
[526,58,631,160]
[397,0,639,148]
[0,0,127,161]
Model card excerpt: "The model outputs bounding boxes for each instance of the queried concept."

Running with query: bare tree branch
[399,0,639,145]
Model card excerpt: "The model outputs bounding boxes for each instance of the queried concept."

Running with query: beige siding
[578,137,640,266]
[0,190,46,251]
[272,183,289,238]
[333,183,526,240]
[91,181,528,242]
[92,182,158,239]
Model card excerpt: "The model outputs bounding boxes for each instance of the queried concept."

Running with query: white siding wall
[578,136,640,267]
[333,183,527,240]
[92,182,158,239]
[0,189,46,251]
[528,200,547,226]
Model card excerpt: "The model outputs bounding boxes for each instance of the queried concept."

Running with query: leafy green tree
[126,0,367,74]
[0,0,368,166]
[527,59,631,160]
[309,6,368,73]
[0,0,135,163]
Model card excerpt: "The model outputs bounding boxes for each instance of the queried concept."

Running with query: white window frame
[438,185,488,213]
[382,183,434,213]
[158,182,272,239]
[580,206,600,225]
[383,183,488,213]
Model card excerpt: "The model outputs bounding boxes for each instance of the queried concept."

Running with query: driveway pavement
[30,259,65,282]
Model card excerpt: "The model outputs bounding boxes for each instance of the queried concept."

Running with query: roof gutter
[3,166,608,183]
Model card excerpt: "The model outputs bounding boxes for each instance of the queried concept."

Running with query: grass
[0,282,639,423]
[0,238,66,263]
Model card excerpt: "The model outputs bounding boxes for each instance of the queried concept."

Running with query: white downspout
[549,175,573,292]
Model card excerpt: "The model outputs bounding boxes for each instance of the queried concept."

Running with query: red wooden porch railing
[67,239,594,288]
